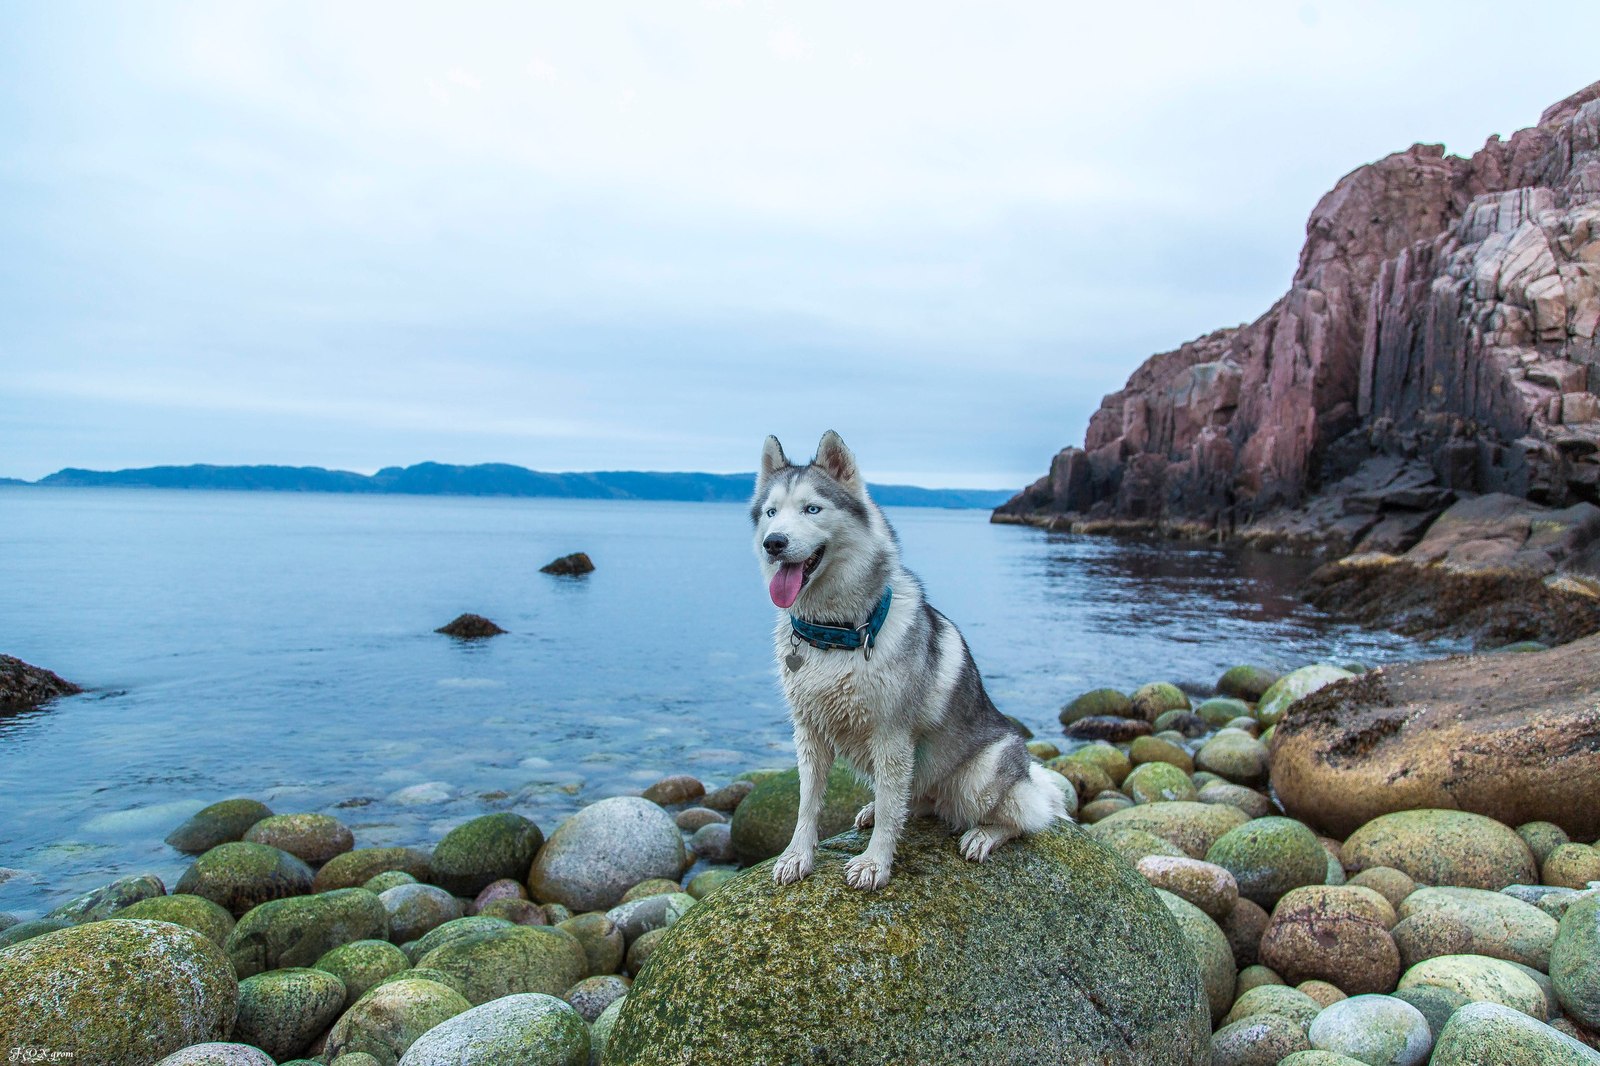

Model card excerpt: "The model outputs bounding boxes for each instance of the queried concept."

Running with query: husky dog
[752,430,1068,890]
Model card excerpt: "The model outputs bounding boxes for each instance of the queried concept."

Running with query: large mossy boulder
[606,820,1209,1065]
[431,812,545,897]
[728,760,874,864]
[225,887,389,978]
[0,919,238,1066]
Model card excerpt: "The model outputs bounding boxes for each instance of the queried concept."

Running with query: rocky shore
[0,654,81,710]
[2,641,1598,1064]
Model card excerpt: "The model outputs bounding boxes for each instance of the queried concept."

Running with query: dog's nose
[763,533,789,557]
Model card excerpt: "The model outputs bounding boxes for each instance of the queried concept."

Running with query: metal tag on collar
[856,624,873,661]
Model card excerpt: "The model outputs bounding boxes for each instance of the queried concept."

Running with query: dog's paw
[959,825,1011,863]
[843,853,892,890]
[853,802,876,830]
[772,848,814,885]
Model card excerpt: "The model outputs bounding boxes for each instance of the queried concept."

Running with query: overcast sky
[2,3,1596,487]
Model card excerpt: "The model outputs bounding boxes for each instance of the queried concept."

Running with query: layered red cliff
[997,81,1600,557]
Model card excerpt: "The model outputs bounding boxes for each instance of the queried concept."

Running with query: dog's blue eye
[805,504,822,514]
[766,507,776,518]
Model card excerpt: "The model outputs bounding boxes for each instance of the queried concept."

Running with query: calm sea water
[0,487,1461,916]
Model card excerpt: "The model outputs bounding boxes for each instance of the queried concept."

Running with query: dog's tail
[998,763,1072,834]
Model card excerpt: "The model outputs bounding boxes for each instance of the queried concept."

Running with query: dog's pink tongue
[769,563,805,609]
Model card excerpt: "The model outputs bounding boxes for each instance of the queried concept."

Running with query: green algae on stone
[165,797,273,854]
[1091,800,1249,859]
[1194,732,1270,786]
[315,938,413,1007]
[0,919,237,1066]
[411,914,513,958]
[45,872,167,923]
[314,847,434,893]
[175,840,315,916]
[1397,887,1559,971]
[379,883,463,943]
[607,820,1210,1066]
[225,886,389,978]
[1064,741,1132,786]
[115,893,237,946]
[233,966,348,1061]
[1398,953,1549,1020]
[0,916,72,948]
[1130,681,1190,720]
[728,759,873,864]
[430,812,545,897]
[363,870,419,894]
[243,812,355,865]
[324,977,471,1066]
[415,924,588,1005]
[1218,664,1279,702]
[685,867,737,899]
[1256,664,1355,726]
[1059,687,1133,724]
[1153,887,1235,1025]
[618,877,680,903]
[1431,1001,1600,1065]
[1551,893,1600,1030]
[1122,761,1198,805]
[396,992,589,1066]
[1196,696,1252,727]
[1343,810,1538,890]
[1206,816,1329,908]
[558,912,626,977]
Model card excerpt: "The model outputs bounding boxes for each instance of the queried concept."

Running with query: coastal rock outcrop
[997,80,1600,578]
[0,654,81,709]
[1269,632,1600,839]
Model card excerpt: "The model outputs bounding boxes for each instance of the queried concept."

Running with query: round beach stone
[415,924,588,1005]
[1129,734,1193,772]
[1220,897,1270,969]
[313,847,433,893]
[115,893,236,946]
[1155,888,1236,1024]
[1065,742,1132,786]
[1135,856,1238,920]
[1026,739,1061,759]
[1347,866,1417,910]
[689,822,734,862]
[1518,821,1571,866]
[1391,983,1469,1038]
[364,871,418,894]
[1059,687,1133,723]
[625,926,666,975]
[1089,800,1249,859]
[1221,983,1322,1031]
[1396,886,1559,970]
[1079,795,1133,822]
[0,917,71,948]
[1260,885,1401,995]
[1196,696,1252,727]
[1307,994,1432,1066]
[686,868,737,899]
[557,912,625,976]
[1195,732,1270,786]
[1209,1013,1310,1065]
[564,973,630,1022]
[472,877,527,909]
[1206,816,1328,907]
[1431,1000,1600,1065]
[700,779,754,812]
[1218,664,1279,702]
[641,774,704,806]
[1298,980,1345,1008]
[1048,757,1115,802]
[1065,715,1151,742]
[1196,781,1274,819]
[175,841,315,916]
[165,797,273,854]
[674,807,726,831]
[411,915,512,958]
[1343,810,1537,890]
[1279,1054,1369,1066]
[46,872,168,923]
[531,797,687,912]
[606,821,1210,1065]
[243,812,355,865]
[314,938,411,1007]
[1130,681,1190,720]
[1544,843,1600,889]
[1551,893,1600,1029]
[1122,761,1197,804]
[396,992,589,1066]
[1397,954,1549,1019]
[727,762,872,866]
[620,878,682,903]
[590,997,626,1065]
[380,883,463,944]
[1092,825,1188,866]
[478,898,547,925]
[233,966,347,1061]
[1392,911,1474,969]
[153,1044,274,1065]
[0,919,238,1066]
[431,812,545,897]
[225,887,389,978]
[606,891,695,944]
[1235,964,1283,996]
[325,977,471,1065]
[1256,664,1355,726]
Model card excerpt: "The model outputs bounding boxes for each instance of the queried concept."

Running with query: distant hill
[18,463,1011,509]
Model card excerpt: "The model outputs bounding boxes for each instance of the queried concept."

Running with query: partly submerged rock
[0,653,81,708]
[607,820,1209,1065]
[540,552,595,576]
[165,797,274,854]
[435,613,507,638]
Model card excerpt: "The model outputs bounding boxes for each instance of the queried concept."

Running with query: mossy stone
[1256,665,1355,725]
[154,1044,274,1065]
[1343,810,1537,890]
[1551,894,1600,1029]
[234,966,348,1061]
[430,812,545,897]
[1207,817,1329,907]
[0,919,237,1066]
[1090,800,1249,859]
[46,872,167,923]
[1122,761,1198,805]
[314,847,434,893]
[175,840,315,916]
[363,871,418,894]
[1398,954,1549,1019]
[396,993,589,1065]
[1093,826,1188,866]
[1221,983,1322,1030]
[556,912,624,977]
[314,938,412,1007]
[1059,687,1133,724]
[1398,887,1559,971]
[1516,821,1571,866]
[415,924,588,1005]
[1431,1001,1600,1065]
[1196,696,1251,727]
[115,894,236,946]
[1194,732,1270,786]
[1218,665,1279,702]
[1154,888,1235,1025]
[728,760,872,864]
[324,977,471,1066]
[411,915,513,959]
[1129,735,1194,773]
[606,821,1210,1065]
[1130,681,1190,721]
[165,797,273,854]
[685,868,737,899]
[243,812,355,865]
[1064,742,1132,787]
[590,996,626,1065]
[380,883,463,944]
[225,887,389,978]
[1047,756,1115,801]
[1208,1013,1310,1063]
[1543,843,1600,889]
[619,877,680,903]
[0,917,73,948]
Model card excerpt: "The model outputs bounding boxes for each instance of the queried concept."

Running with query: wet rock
[314,847,433,893]
[1206,816,1328,908]
[234,966,347,1061]
[686,868,737,899]
[1260,885,1401,995]
[435,613,506,638]
[1218,665,1278,702]
[1271,637,1600,841]
[430,812,544,897]
[1064,715,1152,742]
[414,924,588,1005]
[1128,734,1193,773]
[700,779,754,812]
[1397,887,1559,970]
[114,894,236,946]
[1059,687,1133,724]
[0,654,81,708]
[674,807,726,831]
[1342,810,1537,890]
[176,841,315,916]
[540,553,595,576]
[1130,681,1190,720]
[313,939,411,1007]
[564,974,630,1022]
[606,821,1210,1065]
[1552,894,1600,1030]
[1154,710,1209,738]
[1431,1001,1600,1065]
[1307,994,1432,1066]
[165,797,273,854]
[641,774,704,805]
[530,797,687,912]
[243,813,355,865]
[397,992,590,1065]
[324,977,471,1065]
[727,761,873,865]
[557,912,625,977]
[1196,696,1251,727]
[1398,953,1549,1019]
[225,887,389,978]
[46,872,167,923]
[0,919,237,1066]
[1121,761,1196,804]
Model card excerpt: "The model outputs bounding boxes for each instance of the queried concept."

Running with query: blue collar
[791,586,893,655]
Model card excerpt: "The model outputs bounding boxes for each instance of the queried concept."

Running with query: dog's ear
[815,430,862,492]
[759,436,789,483]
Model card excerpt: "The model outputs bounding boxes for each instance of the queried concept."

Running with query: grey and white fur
[752,430,1068,890]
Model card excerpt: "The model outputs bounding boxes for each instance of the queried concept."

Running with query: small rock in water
[674,806,727,831]
[165,797,274,854]
[46,872,167,923]
[1064,715,1153,742]
[641,774,705,806]
[434,613,507,638]
[699,780,753,812]
[540,552,595,576]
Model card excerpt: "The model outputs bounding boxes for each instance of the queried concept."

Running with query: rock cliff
[998,81,1600,561]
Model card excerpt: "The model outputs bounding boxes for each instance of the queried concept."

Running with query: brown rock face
[997,81,1600,553]
[1269,632,1600,839]
[0,654,82,709]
